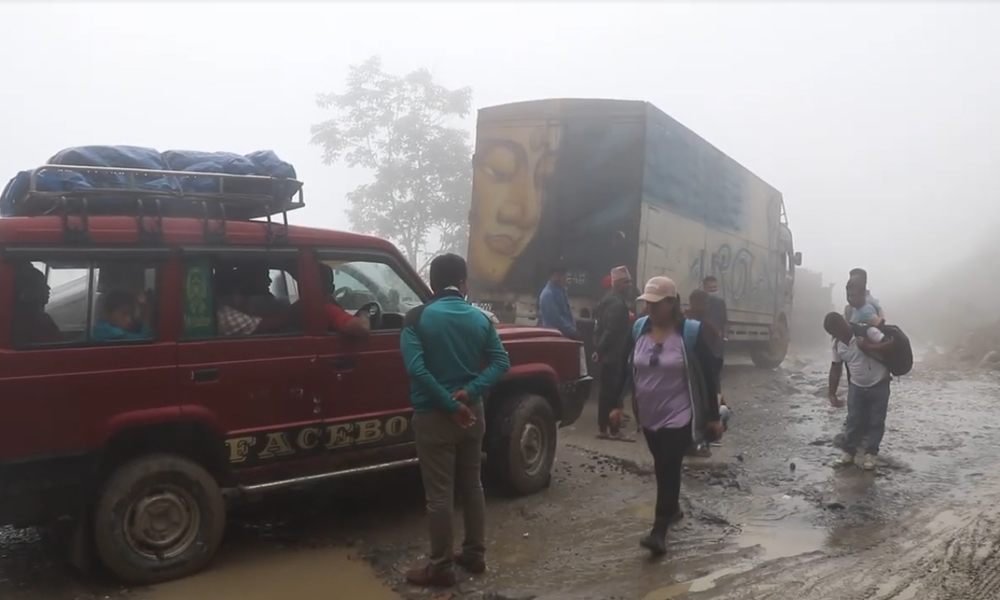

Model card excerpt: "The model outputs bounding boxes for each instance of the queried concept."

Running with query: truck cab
[745,202,802,368]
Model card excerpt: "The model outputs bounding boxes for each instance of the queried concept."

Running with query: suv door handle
[191,368,219,383]
[325,358,356,370]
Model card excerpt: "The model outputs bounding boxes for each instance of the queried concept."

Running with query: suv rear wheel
[487,394,558,495]
[93,453,226,584]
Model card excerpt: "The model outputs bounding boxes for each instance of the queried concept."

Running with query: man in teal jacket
[400,253,510,588]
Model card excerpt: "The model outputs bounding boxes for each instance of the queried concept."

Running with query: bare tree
[310,56,473,265]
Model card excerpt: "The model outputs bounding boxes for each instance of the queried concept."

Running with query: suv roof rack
[11,164,305,245]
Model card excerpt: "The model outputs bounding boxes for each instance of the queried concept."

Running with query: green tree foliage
[310,56,473,265]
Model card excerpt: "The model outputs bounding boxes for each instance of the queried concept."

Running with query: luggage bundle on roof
[0,145,304,221]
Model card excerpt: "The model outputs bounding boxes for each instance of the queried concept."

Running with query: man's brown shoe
[405,564,456,587]
[454,553,486,575]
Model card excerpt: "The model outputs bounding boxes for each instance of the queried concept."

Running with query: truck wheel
[93,453,226,584]
[487,394,558,496]
[750,316,789,369]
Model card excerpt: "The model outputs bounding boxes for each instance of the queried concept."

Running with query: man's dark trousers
[598,360,622,433]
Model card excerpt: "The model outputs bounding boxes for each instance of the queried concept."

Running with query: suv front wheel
[487,394,558,495]
[94,454,226,584]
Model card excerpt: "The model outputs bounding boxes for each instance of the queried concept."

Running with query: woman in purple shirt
[612,276,722,556]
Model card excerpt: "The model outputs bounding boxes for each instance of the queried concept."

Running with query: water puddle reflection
[738,523,826,560]
[874,575,920,599]
[141,546,399,600]
[643,521,826,599]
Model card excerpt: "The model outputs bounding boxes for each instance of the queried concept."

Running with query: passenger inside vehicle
[319,265,371,337]
[240,264,283,317]
[91,290,152,341]
[215,269,292,336]
[11,264,60,346]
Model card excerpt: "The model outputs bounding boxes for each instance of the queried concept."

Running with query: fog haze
[2,1,998,308]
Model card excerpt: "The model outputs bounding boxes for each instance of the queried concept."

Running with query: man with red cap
[593,266,636,440]
[603,274,637,324]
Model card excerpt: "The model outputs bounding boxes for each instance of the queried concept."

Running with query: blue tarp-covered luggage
[0,145,300,218]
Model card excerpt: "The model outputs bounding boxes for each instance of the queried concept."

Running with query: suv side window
[319,258,424,332]
[10,259,159,348]
[181,255,304,339]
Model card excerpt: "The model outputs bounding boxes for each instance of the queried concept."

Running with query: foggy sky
[1,1,997,303]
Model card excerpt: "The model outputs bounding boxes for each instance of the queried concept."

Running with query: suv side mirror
[793,252,802,266]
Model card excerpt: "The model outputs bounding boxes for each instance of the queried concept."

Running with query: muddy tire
[93,454,226,584]
[486,394,558,496]
[750,315,789,369]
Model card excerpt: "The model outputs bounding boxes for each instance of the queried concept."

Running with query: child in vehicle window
[92,290,152,341]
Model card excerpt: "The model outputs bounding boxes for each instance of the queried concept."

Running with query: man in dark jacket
[703,276,728,376]
[400,254,511,587]
[593,266,634,440]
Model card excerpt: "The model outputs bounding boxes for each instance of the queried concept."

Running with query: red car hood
[495,324,569,341]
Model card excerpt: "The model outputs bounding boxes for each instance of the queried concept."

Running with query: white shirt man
[826,312,894,471]
[832,327,888,387]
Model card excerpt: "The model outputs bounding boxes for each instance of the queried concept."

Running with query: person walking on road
[538,264,578,339]
[401,254,511,587]
[612,276,722,556]
[702,276,728,376]
[824,311,894,471]
[593,266,635,441]
[834,269,885,450]
[687,289,731,434]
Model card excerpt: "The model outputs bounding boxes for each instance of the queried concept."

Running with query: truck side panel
[636,203,706,296]
[640,103,784,337]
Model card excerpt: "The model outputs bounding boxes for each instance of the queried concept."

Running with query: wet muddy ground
[3,344,1000,600]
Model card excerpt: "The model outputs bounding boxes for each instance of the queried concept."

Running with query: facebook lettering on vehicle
[224,414,413,466]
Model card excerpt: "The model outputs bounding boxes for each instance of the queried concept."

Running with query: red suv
[0,160,590,584]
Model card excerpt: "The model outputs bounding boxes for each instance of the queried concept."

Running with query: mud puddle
[138,545,399,600]
[641,519,826,599]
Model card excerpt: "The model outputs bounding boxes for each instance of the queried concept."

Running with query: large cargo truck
[466,98,801,368]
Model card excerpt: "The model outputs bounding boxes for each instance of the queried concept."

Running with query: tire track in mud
[918,508,1000,600]
[702,484,1000,600]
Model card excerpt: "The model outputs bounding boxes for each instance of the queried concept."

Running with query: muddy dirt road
[2,345,999,600]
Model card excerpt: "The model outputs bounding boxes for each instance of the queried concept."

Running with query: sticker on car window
[183,260,214,338]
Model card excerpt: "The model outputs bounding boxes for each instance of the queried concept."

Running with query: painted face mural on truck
[467,123,560,287]
[468,114,644,299]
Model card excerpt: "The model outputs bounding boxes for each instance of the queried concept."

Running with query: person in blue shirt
[91,290,153,341]
[400,253,510,588]
[538,264,577,339]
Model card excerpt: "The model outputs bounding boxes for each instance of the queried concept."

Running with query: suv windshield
[325,260,423,314]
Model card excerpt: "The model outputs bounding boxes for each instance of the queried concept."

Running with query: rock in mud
[982,350,1000,368]
[488,591,538,600]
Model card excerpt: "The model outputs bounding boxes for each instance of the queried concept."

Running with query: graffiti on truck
[688,243,776,312]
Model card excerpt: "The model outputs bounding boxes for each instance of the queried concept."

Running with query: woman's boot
[639,517,668,555]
